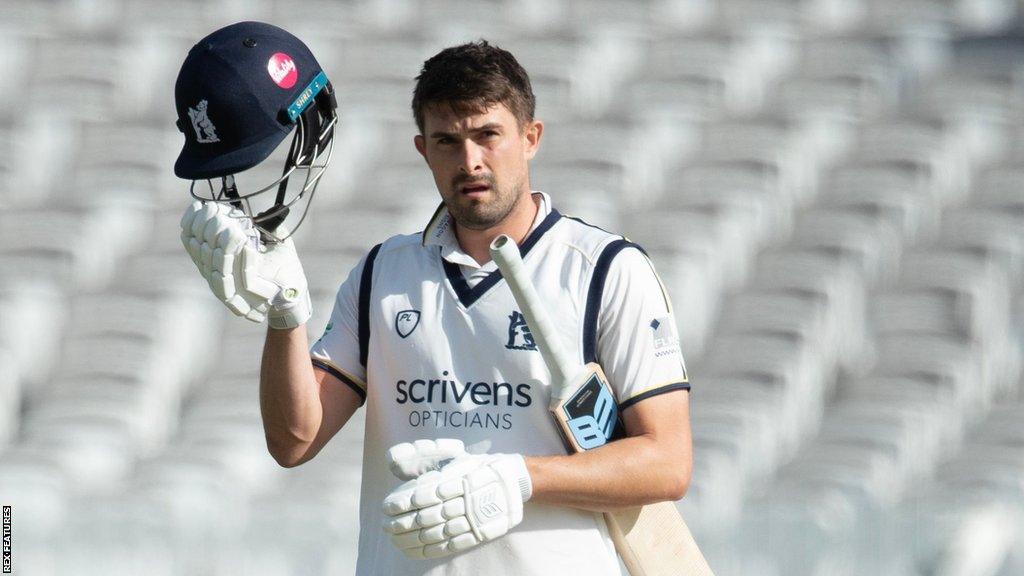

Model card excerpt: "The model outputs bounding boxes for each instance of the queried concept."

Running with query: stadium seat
[789,207,904,286]
[817,167,942,243]
[940,208,1024,283]
[767,38,903,121]
[0,446,71,538]
[871,334,984,413]
[751,249,868,374]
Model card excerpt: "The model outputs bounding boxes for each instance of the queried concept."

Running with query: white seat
[818,168,941,243]
[820,398,946,479]
[130,449,252,528]
[939,208,1024,284]
[718,290,841,378]
[40,375,180,446]
[678,440,745,536]
[696,123,818,204]
[975,166,1024,214]
[48,334,189,408]
[752,249,868,374]
[701,334,827,447]
[840,377,966,452]
[0,446,71,538]
[20,415,138,494]
[779,442,904,508]
[767,39,901,122]
[50,493,178,576]
[914,69,1020,128]
[307,206,423,254]
[662,161,793,250]
[871,334,983,414]
[622,28,795,121]
[298,249,363,301]
[0,209,120,290]
[0,279,64,389]
[23,391,165,452]
[789,207,904,287]
[898,249,1012,344]
[871,288,971,338]
[691,399,780,482]
[29,36,129,122]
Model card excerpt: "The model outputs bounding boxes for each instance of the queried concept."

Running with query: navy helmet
[174,21,337,240]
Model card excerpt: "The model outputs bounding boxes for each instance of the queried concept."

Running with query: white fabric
[309,190,688,575]
[180,200,311,329]
[382,452,533,560]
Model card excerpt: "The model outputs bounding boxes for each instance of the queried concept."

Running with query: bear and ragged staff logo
[187,100,219,144]
[505,311,537,351]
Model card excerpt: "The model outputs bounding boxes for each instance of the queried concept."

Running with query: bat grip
[490,234,576,395]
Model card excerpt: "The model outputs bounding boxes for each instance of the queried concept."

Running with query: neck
[455,191,539,266]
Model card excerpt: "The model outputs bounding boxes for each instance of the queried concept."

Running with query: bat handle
[490,234,576,394]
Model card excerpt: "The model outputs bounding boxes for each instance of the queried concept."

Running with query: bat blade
[490,234,714,576]
[608,503,714,576]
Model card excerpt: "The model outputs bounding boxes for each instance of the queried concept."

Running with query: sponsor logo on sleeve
[650,316,681,357]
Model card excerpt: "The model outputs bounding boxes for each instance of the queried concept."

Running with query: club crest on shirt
[505,311,537,351]
[395,309,421,338]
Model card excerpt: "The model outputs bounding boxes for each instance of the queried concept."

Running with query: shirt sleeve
[595,245,690,410]
[309,252,370,404]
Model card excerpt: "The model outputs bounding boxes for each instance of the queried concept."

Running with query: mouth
[458,182,491,198]
[459,182,491,194]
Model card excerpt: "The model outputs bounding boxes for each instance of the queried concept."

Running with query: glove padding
[180,200,311,329]
[382,452,533,559]
[387,439,468,481]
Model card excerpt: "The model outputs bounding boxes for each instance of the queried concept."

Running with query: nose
[458,139,485,175]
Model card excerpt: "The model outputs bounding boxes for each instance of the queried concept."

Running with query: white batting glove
[387,439,468,481]
[179,200,311,329]
[382,452,532,559]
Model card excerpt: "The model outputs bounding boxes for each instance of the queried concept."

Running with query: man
[181,36,692,575]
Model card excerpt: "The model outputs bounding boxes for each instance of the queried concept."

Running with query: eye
[437,137,456,145]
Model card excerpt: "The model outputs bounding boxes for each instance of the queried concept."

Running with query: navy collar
[442,208,562,308]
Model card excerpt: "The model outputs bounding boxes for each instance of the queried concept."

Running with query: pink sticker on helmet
[267,52,298,89]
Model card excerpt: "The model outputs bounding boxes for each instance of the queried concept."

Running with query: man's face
[414,102,542,230]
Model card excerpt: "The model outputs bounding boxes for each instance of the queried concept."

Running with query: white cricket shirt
[310,191,689,576]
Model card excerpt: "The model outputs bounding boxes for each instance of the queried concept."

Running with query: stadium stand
[0,1,1022,574]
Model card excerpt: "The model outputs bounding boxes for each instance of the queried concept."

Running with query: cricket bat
[490,234,713,576]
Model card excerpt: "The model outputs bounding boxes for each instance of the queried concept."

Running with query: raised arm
[261,324,362,467]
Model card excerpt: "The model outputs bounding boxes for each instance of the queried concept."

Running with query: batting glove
[180,200,311,329]
[382,452,533,559]
[387,439,469,481]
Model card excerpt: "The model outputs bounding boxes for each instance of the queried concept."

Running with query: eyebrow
[429,123,504,139]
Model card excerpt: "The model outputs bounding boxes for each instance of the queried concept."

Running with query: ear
[414,134,427,162]
[523,119,543,161]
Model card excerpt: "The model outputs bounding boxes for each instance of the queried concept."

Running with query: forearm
[259,323,322,465]
[525,434,691,513]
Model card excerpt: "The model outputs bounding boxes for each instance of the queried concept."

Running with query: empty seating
[2,3,1023,574]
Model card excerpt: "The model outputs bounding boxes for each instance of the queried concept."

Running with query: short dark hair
[411,40,536,135]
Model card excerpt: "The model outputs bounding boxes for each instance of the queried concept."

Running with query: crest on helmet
[187,100,220,144]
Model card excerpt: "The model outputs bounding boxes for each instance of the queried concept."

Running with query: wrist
[489,453,533,503]
[268,289,312,329]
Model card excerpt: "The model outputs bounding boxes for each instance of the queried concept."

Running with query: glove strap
[268,289,312,330]
[491,454,533,502]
